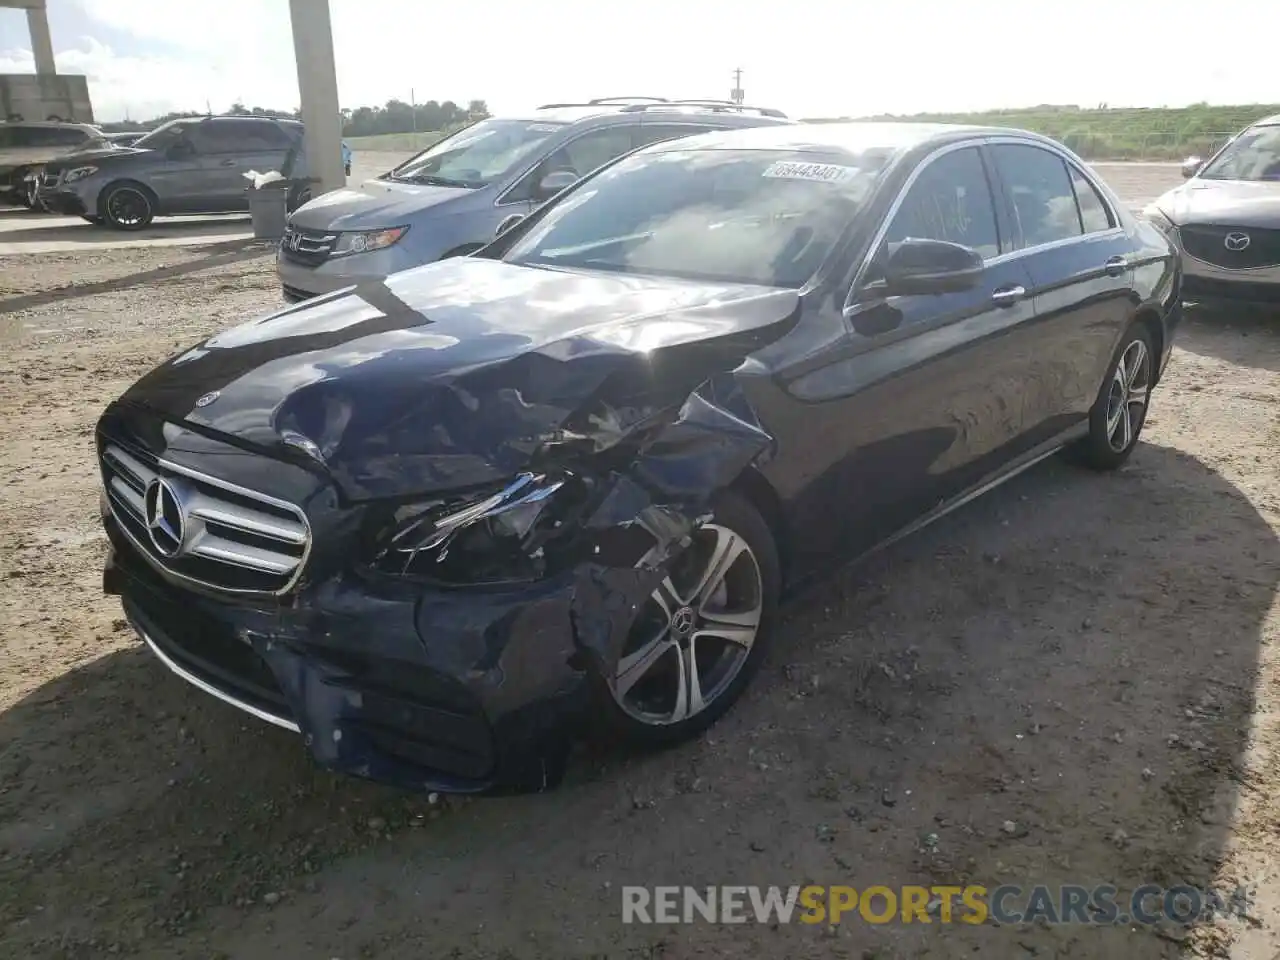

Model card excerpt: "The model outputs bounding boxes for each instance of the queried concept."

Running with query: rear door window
[883,146,1001,259]
[1068,165,1115,233]
[989,143,1084,249]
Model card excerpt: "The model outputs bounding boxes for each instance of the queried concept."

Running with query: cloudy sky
[0,0,1275,123]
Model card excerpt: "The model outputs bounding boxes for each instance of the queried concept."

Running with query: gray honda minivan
[277,97,792,302]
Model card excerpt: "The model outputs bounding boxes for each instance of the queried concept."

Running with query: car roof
[642,120,1061,156]
[1255,113,1280,127]
[508,99,793,127]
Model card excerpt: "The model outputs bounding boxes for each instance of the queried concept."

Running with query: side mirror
[536,169,578,199]
[1180,156,1203,179]
[495,213,525,238]
[876,238,984,297]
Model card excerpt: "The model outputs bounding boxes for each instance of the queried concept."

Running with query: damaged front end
[103,380,777,794]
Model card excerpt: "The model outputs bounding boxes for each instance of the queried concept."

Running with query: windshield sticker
[762,160,860,184]
[528,123,560,132]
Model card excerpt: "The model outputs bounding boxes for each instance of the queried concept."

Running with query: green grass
[805,104,1280,160]
[344,130,454,153]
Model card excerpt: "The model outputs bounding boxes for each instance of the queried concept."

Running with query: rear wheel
[596,491,780,747]
[1071,323,1155,470]
[100,182,154,230]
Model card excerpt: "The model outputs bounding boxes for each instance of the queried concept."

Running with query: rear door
[985,141,1134,445]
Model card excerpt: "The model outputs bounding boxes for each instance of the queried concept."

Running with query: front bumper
[1181,250,1280,304]
[277,244,419,302]
[104,517,591,794]
[39,188,90,217]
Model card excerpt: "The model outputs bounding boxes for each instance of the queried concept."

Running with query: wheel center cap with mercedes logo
[144,478,186,557]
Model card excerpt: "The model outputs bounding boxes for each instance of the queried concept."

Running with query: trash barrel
[246,180,290,239]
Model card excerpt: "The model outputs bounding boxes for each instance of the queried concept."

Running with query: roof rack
[538,96,670,109]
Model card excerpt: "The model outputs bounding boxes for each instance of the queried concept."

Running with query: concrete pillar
[26,6,56,75]
[288,0,345,196]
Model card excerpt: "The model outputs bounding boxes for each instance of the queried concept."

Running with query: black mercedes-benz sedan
[97,122,1181,794]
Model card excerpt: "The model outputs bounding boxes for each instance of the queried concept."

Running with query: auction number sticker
[762,160,859,183]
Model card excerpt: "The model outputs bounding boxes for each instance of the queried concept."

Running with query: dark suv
[278,97,792,301]
[39,115,309,229]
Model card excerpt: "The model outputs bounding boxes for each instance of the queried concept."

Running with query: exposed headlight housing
[62,165,98,183]
[332,226,409,257]
[367,472,590,585]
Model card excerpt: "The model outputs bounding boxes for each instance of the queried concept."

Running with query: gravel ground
[0,164,1277,960]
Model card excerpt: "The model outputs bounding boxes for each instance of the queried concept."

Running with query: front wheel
[1070,323,1156,470]
[100,182,154,230]
[595,490,781,747]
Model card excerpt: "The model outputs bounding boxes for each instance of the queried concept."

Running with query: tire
[593,489,781,748]
[99,181,154,230]
[1070,322,1156,471]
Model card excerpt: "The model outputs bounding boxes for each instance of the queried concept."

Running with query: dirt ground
[1,165,1278,960]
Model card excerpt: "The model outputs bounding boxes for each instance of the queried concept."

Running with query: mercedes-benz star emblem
[1224,232,1251,252]
[144,478,186,557]
[194,390,220,408]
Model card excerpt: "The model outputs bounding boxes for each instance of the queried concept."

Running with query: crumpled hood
[287,178,473,231]
[120,257,800,500]
[1156,178,1280,228]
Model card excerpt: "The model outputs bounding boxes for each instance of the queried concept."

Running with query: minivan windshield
[503,148,889,288]
[1200,124,1280,181]
[389,118,567,188]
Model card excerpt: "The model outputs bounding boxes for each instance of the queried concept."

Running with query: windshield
[1200,125,1280,181]
[389,118,566,188]
[503,148,890,288]
[133,119,197,151]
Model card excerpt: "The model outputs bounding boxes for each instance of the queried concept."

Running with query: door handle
[991,284,1026,306]
[220,158,238,167]
[1103,255,1128,277]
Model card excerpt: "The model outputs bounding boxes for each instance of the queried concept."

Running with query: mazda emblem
[195,390,220,408]
[1224,231,1251,252]
[144,478,186,557]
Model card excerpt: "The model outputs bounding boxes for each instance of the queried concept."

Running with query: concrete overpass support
[289,0,345,196]
[26,5,56,75]
[0,0,57,75]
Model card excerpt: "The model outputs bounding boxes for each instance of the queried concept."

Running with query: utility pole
[411,87,417,133]
[730,68,744,105]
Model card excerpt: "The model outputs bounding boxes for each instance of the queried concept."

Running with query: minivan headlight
[62,165,98,183]
[332,226,409,257]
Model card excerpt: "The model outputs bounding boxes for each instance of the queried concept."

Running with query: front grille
[1181,225,1280,270]
[99,439,311,595]
[281,225,337,266]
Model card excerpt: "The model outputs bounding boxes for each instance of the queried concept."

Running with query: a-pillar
[288,0,345,196]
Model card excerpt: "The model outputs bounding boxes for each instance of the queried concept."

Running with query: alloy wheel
[107,187,149,228]
[1105,338,1151,453]
[612,523,763,726]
